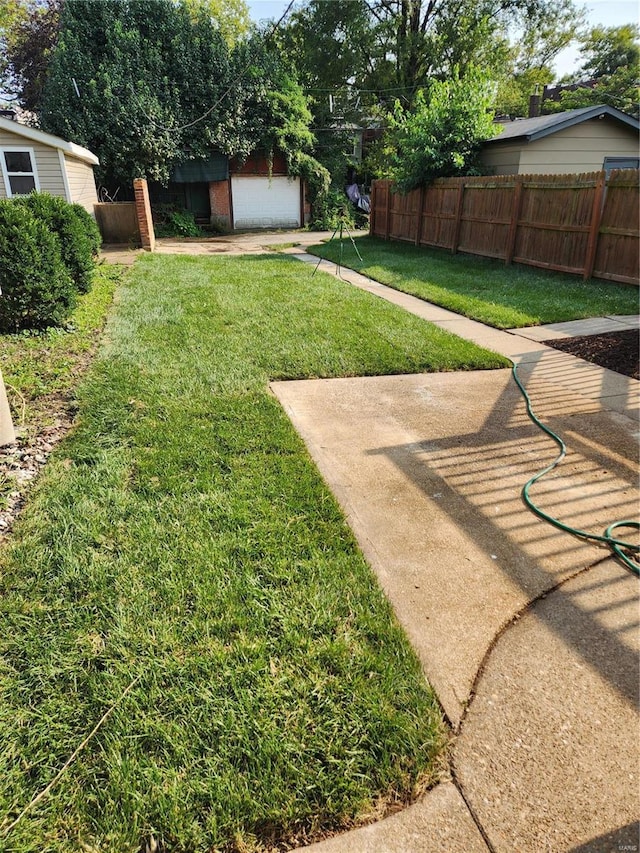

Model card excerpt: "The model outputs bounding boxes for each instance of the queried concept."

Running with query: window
[603,156,640,177]
[0,147,40,196]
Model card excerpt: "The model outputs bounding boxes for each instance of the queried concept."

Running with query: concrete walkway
[268,250,639,852]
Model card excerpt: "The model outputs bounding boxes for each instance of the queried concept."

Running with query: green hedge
[16,193,101,293]
[0,199,77,332]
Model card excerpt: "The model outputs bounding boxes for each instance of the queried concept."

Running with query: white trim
[0,146,41,197]
[58,149,72,202]
[0,115,99,166]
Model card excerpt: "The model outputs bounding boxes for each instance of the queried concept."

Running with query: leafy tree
[381,67,498,193]
[494,0,584,117]
[180,0,250,47]
[2,0,61,113]
[545,67,640,119]
[0,0,28,100]
[574,24,640,80]
[544,24,640,118]
[38,0,325,193]
[281,0,583,118]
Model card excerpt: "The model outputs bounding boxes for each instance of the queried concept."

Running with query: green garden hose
[512,363,639,576]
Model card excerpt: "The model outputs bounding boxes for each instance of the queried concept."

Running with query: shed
[0,114,99,212]
[481,105,639,176]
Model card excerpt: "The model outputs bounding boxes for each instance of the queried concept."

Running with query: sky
[246,0,639,80]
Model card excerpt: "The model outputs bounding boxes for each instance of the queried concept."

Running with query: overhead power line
[129,0,296,134]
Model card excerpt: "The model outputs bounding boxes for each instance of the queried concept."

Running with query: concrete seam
[447,554,613,853]
[454,554,612,735]
[449,769,496,853]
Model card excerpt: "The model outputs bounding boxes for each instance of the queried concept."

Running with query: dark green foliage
[15,193,99,293]
[38,0,324,190]
[0,199,76,332]
[154,208,203,237]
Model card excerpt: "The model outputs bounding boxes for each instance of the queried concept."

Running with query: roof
[0,115,99,165]
[486,105,639,146]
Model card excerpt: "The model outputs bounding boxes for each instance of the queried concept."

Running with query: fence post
[415,186,425,246]
[384,182,392,240]
[583,171,606,280]
[451,180,464,254]
[505,176,524,265]
[369,182,376,235]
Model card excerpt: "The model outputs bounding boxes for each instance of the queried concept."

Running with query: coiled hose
[512,363,639,576]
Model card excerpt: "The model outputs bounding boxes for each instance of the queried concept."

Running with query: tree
[2,0,61,113]
[574,24,640,80]
[381,67,498,193]
[0,0,28,100]
[1,0,250,114]
[38,0,323,189]
[281,0,584,117]
[181,0,250,47]
[493,0,584,116]
[545,24,640,118]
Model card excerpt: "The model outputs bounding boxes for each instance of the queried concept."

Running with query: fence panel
[389,186,420,242]
[593,170,640,285]
[513,173,599,275]
[370,171,639,285]
[458,178,515,260]
[420,180,459,249]
[94,202,140,244]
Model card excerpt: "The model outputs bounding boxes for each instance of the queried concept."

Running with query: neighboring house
[0,113,99,212]
[481,105,640,176]
[145,150,307,230]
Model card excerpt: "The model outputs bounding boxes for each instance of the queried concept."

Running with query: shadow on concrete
[567,822,640,853]
[366,362,638,706]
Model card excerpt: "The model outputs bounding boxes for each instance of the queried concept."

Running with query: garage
[231,175,301,229]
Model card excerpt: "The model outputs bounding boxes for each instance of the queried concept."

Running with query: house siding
[64,154,98,211]
[481,117,639,176]
[0,129,65,198]
[480,142,523,175]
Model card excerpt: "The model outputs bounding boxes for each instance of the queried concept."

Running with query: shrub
[71,202,102,255]
[310,188,356,231]
[0,199,76,332]
[154,208,203,238]
[16,193,99,293]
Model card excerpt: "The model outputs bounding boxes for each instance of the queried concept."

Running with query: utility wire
[129,0,296,134]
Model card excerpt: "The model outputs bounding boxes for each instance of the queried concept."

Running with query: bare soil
[542,329,639,381]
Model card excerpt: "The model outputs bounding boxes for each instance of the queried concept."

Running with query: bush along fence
[370,170,639,285]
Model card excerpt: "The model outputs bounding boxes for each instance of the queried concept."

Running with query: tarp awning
[171,153,228,183]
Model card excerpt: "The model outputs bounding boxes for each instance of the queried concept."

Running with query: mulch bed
[543,329,639,380]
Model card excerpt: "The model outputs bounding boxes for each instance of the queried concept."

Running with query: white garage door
[231,175,301,229]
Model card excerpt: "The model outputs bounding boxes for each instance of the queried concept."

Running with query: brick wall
[209,180,231,227]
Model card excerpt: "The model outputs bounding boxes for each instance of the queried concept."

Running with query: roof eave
[486,105,640,146]
[0,116,99,165]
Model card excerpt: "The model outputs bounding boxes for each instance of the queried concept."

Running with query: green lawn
[0,255,506,852]
[308,235,639,329]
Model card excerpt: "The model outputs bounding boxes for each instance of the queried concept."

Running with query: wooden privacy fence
[370,170,639,285]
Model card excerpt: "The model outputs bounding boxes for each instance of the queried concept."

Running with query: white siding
[0,129,64,198]
[231,176,301,229]
[64,154,98,211]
